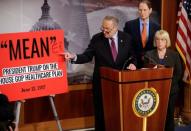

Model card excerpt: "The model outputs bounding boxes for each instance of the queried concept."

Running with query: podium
[100,67,173,131]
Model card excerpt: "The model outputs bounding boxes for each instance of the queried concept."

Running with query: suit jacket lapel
[153,50,160,63]
[135,19,142,47]
[148,21,153,44]
[102,36,114,63]
[115,32,125,63]
[163,49,169,64]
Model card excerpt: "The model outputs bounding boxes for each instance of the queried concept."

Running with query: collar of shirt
[109,31,118,52]
[139,18,150,38]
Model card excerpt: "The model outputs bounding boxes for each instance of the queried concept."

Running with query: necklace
[158,49,166,59]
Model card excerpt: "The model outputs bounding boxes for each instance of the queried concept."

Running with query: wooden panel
[19,116,94,131]
[100,67,173,82]
[182,84,191,122]
[101,67,173,131]
[122,80,171,131]
[122,83,143,131]
[101,79,121,131]
[100,67,120,82]
[121,68,173,82]
[161,0,179,48]
[23,84,94,123]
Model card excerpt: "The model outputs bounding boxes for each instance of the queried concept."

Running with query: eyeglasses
[100,26,115,33]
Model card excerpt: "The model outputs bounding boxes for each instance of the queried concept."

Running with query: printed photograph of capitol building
[0,0,160,84]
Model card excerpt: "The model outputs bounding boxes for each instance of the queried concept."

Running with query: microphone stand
[122,56,133,70]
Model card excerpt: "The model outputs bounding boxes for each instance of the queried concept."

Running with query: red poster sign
[0,30,68,101]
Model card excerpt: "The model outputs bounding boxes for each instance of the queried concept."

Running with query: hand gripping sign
[0,30,68,101]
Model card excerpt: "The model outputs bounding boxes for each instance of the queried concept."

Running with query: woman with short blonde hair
[153,30,171,47]
[144,29,182,131]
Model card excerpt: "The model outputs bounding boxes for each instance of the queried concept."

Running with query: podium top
[100,67,173,83]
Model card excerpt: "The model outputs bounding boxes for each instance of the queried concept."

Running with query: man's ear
[149,8,152,14]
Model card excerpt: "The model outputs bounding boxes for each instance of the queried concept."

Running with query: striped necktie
[110,38,117,61]
[141,23,147,48]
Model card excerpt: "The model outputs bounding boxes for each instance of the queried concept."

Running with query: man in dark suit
[0,93,15,131]
[64,16,137,131]
[123,0,160,68]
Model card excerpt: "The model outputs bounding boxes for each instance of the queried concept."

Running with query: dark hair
[138,0,152,9]
[0,122,7,131]
[0,94,15,131]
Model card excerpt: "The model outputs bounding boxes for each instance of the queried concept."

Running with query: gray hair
[103,16,119,26]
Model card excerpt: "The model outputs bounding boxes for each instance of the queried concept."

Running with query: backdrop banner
[0,0,160,84]
[0,30,68,101]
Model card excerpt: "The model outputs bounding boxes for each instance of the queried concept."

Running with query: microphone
[144,55,158,65]
[143,55,166,68]
[122,56,134,70]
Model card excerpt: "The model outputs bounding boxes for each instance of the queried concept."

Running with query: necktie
[141,23,147,48]
[110,38,117,61]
